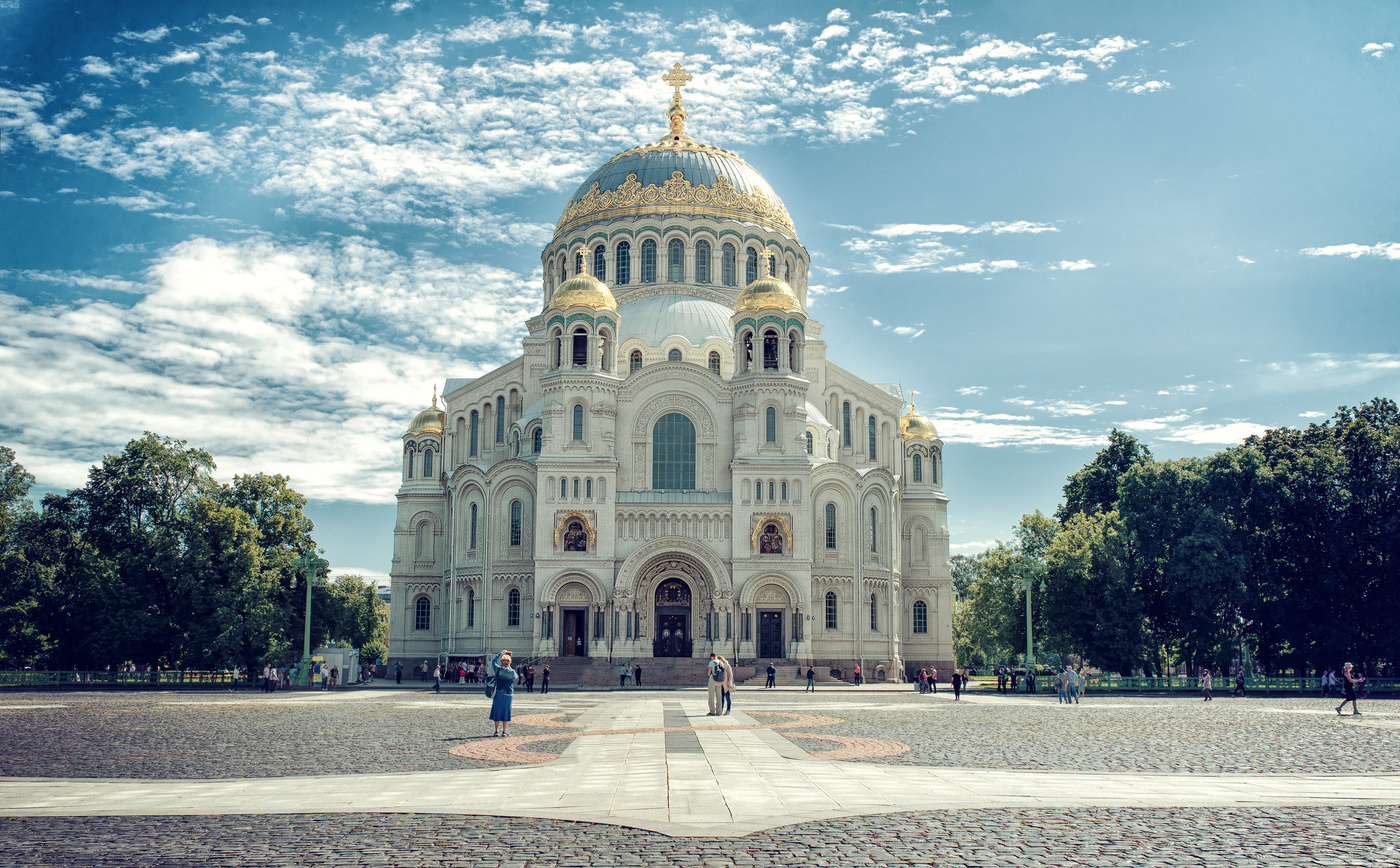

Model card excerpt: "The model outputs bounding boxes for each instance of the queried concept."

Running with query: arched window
[593,244,606,282]
[640,239,657,283]
[825,591,837,630]
[825,503,837,549]
[559,258,566,285]
[765,406,776,442]
[667,238,684,282]
[585,478,592,498]
[695,239,711,283]
[781,481,788,500]
[805,431,814,454]
[507,588,520,627]
[572,403,584,440]
[574,249,583,275]
[913,600,928,634]
[652,413,696,490]
[755,480,763,501]
[616,241,631,285]
[493,396,503,441]
[470,411,479,456]
[763,330,778,370]
[870,506,878,553]
[630,349,642,372]
[598,328,611,372]
[668,348,682,362]
[842,402,851,447]
[708,351,720,374]
[572,328,588,367]
[532,428,542,453]
[416,521,430,559]
[423,448,433,477]
[573,478,579,498]
[745,247,759,284]
[768,481,775,500]
[789,330,800,372]
[931,449,939,484]
[870,593,878,631]
[741,331,753,373]
[560,478,567,498]
[784,262,791,282]
[721,242,737,286]
[406,446,414,478]
[415,596,431,631]
[868,416,877,460]
[467,587,475,628]
[913,453,923,482]
[509,500,522,546]
[469,503,478,549]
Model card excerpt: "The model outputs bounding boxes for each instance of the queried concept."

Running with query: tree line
[953,398,1399,677]
[0,433,387,670]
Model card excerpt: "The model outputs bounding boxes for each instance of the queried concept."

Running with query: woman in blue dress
[488,651,517,736]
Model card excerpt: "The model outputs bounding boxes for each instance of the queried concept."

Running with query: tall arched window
[667,238,684,282]
[415,596,431,631]
[763,330,779,370]
[755,480,763,501]
[868,416,877,460]
[721,242,737,286]
[805,431,814,454]
[616,241,631,285]
[467,587,475,628]
[870,506,878,553]
[573,478,579,498]
[745,247,759,284]
[507,588,520,627]
[741,332,753,373]
[640,239,657,283]
[572,328,588,367]
[509,500,522,546]
[870,593,878,631]
[630,349,642,372]
[406,446,414,478]
[931,449,939,484]
[789,330,800,372]
[695,239,711,283]
[572,403,584,440]
[768,481,775,500]
[574,250,583,274]
[470,411,479,456]
[668,348,682,362]
[496,396,505,442]
[416,522,430,559]
[765,406,776,442]
[842,402,851,447]
[593,244,606,282]
[423,448,433,477]
[784,262,791,282]
[652,413,696,490]
[825,503,837,549]
[585,478,592,498]
[707,351,719,374]
[559,258,566,285]
[560,478,567,497]
[781,481,788,500]
[913,453,923,482]
[913,600,928,634]
[469,503,478,549]
[825,591,837,630]
[532,428,542,453]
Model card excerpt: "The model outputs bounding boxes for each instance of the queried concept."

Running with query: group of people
[707,653,735,714]
[617,663,643,687]
[431,660,549,695]
[914,668,939,694]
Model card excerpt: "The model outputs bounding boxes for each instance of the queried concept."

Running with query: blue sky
[2,0,1397,579]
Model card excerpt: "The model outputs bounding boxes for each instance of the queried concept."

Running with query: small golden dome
[551,251,616,311]
[900,396,939,441]
[734,260,802,313]
[408,387,445,435]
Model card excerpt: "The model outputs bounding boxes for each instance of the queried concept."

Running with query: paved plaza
[2,686,1398,865]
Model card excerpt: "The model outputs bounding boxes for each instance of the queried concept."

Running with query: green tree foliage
[325,574,389,663]
[953,513,1055,668]
[1056,429,1153,521]
[0,434,340,670]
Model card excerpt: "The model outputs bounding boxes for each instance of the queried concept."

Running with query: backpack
[712,662,725,682]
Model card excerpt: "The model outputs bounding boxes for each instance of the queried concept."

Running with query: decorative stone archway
[614,537,733,654]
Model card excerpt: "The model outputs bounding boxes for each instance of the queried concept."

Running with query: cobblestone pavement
[2,807,1398,867]
[0,690,592,779]
[741,691,1400,775]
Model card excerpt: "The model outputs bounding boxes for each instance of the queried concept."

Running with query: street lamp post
[1018,559,1045,692]
[293,552,330,686]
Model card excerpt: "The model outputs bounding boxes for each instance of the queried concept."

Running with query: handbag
[484,675,497,699]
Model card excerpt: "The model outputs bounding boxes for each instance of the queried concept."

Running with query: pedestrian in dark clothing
[395,662,402,684]
[765,663,776,688]
[541,664,550,695]
[1234,670,1247,697]
[951,671,962,701]
[634,665,642,686]
[1335,663,1362,716]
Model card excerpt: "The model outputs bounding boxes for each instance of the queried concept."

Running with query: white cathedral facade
[387,68,952,680]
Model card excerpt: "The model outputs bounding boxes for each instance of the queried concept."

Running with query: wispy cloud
[1108,72,1171,94]
[1300,242,1400,260]
[1362,41,1393,59]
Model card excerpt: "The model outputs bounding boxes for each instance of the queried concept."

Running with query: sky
[1,0,1397,579]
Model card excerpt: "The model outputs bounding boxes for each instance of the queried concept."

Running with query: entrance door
[758,610,784,658]
[653,578,693,658]
[562,609,587,657]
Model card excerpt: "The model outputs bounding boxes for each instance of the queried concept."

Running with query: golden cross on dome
[661,62,692,97]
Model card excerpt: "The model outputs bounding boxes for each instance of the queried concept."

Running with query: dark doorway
[562,609,587,657]
[653,579,692,658]
[758,610,783,659]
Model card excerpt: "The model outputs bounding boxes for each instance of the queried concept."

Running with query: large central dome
[555,139,795,238]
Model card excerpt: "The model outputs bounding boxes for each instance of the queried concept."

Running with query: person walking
[854,665,862,686]
[432,664,441,694]
[719,655,735,715]
[1335,662,1362,716]
[620,663,629,688]
[765,663,777,689]
[1234,669,1247,697]
[1200,668,1212,701]
[706,653,725,715]
[951,671,962,701]
[540,664,550,695]
[806,666,816,692]
[395,662,402,684]
[634,664,642,687]
[930,666,938,694]
[487,651,517,736]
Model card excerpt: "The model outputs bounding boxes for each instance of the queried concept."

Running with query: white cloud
[950,539,997,554]
[1298,411,1327,419]
[1300,242,1400,260]
[827,8,851,23]
[0,236,537,502]
[117,26,172,43]
[1054,259,1096,270]
[1109,73,1170,94]
[1236,255,1254,264]
[1161,421,1268,445]
[1362,41,1393,58]
[956,386,986,396]
[1118,413,1191,431]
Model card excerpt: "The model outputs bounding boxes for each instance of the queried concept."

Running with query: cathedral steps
[735,661,853,687]
[534,656,757,689]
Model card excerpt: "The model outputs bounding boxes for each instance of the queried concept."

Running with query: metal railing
[1082,674,1399,695]
[2,670,257,689]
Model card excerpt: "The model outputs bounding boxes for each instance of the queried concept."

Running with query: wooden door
[758,610,783,659]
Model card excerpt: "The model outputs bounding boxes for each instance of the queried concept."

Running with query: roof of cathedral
[734,262,802,313]
[407,388,445,435]
[900,396,940,441]
[618,294,733,347]
[550,268,616,312]
[554,65,795,239]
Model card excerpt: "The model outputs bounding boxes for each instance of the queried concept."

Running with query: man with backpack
[706,653,725,715]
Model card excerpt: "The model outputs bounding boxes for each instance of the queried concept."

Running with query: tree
[1057,429,1153,521]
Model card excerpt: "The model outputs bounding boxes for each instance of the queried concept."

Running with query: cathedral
[387,66,951,682]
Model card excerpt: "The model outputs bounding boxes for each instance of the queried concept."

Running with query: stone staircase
[534,656,757,689]
[735,661,852,687]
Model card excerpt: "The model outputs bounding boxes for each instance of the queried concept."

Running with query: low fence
[1078,674,1398,695]
[2,670,255,689]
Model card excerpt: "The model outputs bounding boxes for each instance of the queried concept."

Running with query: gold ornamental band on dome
[555,170,796,238]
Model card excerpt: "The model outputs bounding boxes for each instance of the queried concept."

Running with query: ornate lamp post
[292,552,330,686]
